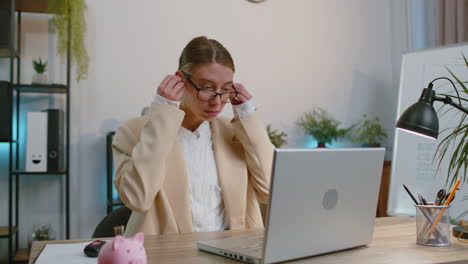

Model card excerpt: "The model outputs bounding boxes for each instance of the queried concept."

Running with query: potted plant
[266,124,287,148]
[48,0,89,82]
[32,58,48,84]
[297,108,348,148]
[28,224,55,253]
[348,114,388,147]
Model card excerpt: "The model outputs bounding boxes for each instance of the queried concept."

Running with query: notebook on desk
[197,148,385,264]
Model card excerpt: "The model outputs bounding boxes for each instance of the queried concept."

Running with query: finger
[165,76,182,90]
[174,82,185,98]
[234,83,253,98]
[233,87,251,102]
[158,76,178,95]
[159,75,174,89]
[235,93,250,103]
[233,83,245,92]
[240,92,253,101]
[230,94,246,105]
[232,83,242,92]
[229,91,237,99]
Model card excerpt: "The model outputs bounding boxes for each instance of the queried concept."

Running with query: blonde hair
[178,36,235,75]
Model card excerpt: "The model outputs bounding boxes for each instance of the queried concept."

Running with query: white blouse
[153,93,256,232]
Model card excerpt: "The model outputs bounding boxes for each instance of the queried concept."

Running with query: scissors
[445,192,455,204]
[435,189,446,205]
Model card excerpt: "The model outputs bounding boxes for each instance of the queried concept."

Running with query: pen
[420,195,428,205]
[427,179,462,236]
[403,184,420,205]
[417,193,427,205]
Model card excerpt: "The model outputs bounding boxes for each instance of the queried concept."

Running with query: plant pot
[32,73,48,84]
[361,143,381,148]
[317,142,326,148]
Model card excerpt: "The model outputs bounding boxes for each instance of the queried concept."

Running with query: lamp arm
[429,77,462,106]
[433,95,468,114]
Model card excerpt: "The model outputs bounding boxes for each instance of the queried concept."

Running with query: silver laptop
[197,148,385,263]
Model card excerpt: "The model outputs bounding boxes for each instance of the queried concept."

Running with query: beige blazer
[112,102,274,237]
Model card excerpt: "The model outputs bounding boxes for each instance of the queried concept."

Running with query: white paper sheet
[34,242,98,264]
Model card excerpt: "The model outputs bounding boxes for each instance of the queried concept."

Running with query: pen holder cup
[415,204,451,247]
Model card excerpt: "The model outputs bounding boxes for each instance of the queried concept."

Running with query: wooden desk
[29,217,468,264]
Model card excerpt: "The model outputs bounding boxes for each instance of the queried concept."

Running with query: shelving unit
[0,0,71,263]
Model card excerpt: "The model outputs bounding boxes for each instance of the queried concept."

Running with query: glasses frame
[181,71,238,103]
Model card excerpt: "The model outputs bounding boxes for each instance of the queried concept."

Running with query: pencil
[427,179,461,236]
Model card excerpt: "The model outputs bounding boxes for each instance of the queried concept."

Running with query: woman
[112,36,274,236]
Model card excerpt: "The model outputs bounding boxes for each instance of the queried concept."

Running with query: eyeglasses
[182,72,238,103]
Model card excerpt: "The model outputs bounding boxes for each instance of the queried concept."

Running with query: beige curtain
[437,0,468,45]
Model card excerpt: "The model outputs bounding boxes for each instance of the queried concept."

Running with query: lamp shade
[396,100,439,139]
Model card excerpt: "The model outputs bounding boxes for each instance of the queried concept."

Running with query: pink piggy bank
[98,232,147,264]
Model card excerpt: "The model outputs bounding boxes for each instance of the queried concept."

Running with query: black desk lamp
[396,77,468,139]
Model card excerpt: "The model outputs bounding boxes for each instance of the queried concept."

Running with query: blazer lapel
[211,119,248,230]
[162,140,193,233]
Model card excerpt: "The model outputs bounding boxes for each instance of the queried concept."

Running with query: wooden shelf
[13,248,29,263]
[0,0,50,13]
[0,139,17,143]
[0,226,15,238]
[14,84,68,93]
[0,226,17,238]
[12,170,68,175]
[0,48,19,58]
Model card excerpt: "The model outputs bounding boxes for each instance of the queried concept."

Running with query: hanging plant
[48,0,89,82]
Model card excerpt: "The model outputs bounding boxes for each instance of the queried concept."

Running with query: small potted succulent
[28,224,55,253]
[348,114,388,147]
[297,107,348,148]
[32,58,48,84]
[266,124,287,148]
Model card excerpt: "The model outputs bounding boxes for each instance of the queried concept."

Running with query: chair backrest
[92,206,132,238]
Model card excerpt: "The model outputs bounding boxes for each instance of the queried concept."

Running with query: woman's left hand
[230,83,253,105]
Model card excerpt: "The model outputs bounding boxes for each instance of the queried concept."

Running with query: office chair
[92,206,132,238]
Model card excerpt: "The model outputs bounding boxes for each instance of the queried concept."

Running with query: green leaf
[445,66,468,94]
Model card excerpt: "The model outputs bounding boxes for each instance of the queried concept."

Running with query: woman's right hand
[157,75,185,102]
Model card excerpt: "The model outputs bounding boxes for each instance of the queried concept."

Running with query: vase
[317,142,326,148]
[32,73,48,84]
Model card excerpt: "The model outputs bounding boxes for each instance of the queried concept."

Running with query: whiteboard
[388,43,468,220]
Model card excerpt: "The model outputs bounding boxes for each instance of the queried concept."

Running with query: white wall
[0,0,410,258]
